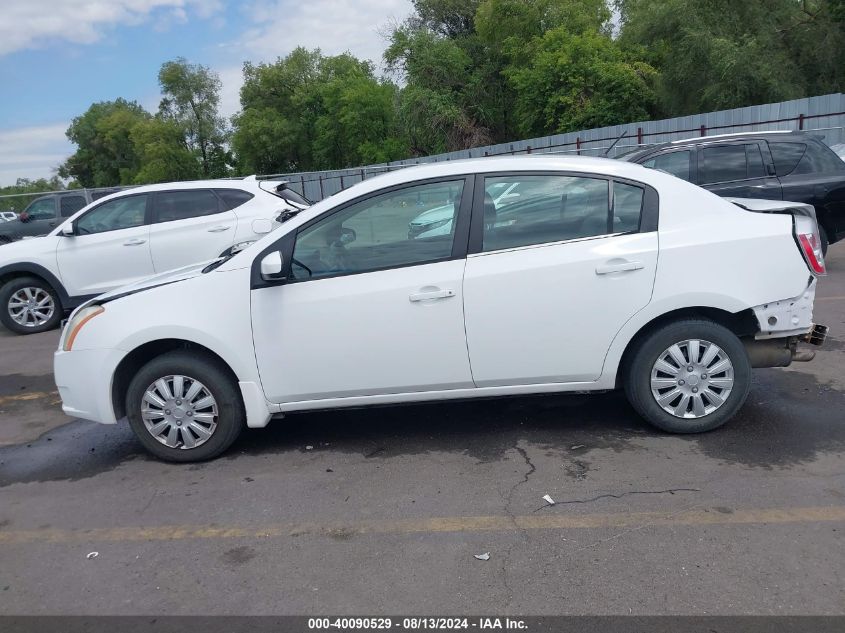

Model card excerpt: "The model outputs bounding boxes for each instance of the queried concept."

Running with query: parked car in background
[53,156,826,461]
[0,177,307,334]
[0,211,18,222]
[0,189,118,244]
[617,131,845,253]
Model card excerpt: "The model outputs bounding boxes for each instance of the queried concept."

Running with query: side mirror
[60,224,74,237]
[259,251,285,282]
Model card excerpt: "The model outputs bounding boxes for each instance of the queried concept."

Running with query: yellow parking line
[0,390,59,407]
[0,506,843,545]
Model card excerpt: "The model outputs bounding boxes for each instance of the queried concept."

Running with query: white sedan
[54,156,827,461]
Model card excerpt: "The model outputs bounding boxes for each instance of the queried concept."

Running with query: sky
[0,0,413,186]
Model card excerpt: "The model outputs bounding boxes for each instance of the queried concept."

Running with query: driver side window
[76,195,148,235]
[291,180,465,281]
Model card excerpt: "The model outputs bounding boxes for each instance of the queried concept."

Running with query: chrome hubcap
[650,339,734,419]
[8,287,54,327]
[141,375,218,449]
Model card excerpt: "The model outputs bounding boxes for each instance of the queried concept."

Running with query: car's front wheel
[0,276,63,334]
[126,351,245,462]
[624,319,751,433]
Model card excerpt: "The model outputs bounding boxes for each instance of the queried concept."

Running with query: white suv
[0,178,308,334]
[54,156,827,461]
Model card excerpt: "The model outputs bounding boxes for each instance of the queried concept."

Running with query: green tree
[506,28,657,136]
[232,48,406,173]
[158,57,229,177]
[614,0,845,115]
[59,99,150,187]
[131,118,202,184]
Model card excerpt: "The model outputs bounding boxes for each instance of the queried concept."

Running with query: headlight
[62,305,104,351]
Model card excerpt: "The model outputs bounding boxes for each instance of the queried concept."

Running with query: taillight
[794,216,826,276]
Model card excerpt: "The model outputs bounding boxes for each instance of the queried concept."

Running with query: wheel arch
[0,262,70,306]
[613,306,758,389]
[111,338,241,421]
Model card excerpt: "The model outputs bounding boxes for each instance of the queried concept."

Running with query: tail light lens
[794,216,826,276]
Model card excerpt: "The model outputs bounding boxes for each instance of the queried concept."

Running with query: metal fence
[3,93,845,209]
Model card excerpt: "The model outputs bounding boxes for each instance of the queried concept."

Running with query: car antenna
[603,130,628,157]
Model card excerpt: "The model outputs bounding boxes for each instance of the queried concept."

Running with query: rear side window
[642,150,691,182]
[214,188,254,210]
[154,190,222,223]
[793,141,845,174]
[60,195,87,217]
[700,145,756,184]
[612,182,644,233]
[769,142,806,176]
[481,175,612,252]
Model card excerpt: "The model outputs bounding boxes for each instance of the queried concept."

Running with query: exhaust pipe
[743,338,815,368]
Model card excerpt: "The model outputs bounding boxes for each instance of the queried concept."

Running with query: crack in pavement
[532,488,701,512]
[496,443,537,605]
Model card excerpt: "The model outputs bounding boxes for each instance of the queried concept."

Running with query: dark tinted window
[481,175,610,252]
[76,195,147,235]
[291,180,462,280]
[642,150,691,181]
[24,198,56,220]
[613,182,644,233]
[700,145,750,184]
[769,142,806,176]
[793,141,845,174]
[60,195,87,217]
[746,144,766,178]
[91,189,119,201]
[154,190,221,223]
[214,188,254,210]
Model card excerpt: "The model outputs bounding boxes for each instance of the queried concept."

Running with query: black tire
[819,224,829,257]
[126,350,245,462]
[0,276,63,335]
[623,319,751,434]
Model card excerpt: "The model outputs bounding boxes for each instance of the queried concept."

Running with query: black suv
[0,189,118,245]
[617,131,845,252]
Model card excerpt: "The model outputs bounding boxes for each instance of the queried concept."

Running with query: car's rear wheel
[0,276,62,334]
[126,351,245,462]
[624,319,751,433]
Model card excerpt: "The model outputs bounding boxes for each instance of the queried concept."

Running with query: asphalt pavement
[0,248,843,615]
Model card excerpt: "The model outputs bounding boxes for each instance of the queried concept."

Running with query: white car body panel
[53,155,820,429]
[148,209,237,273]
[56,224,155,296]
[464,232,658,386]
[252,259,474,403]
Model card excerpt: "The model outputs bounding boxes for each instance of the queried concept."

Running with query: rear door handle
[596,261,644,275]
[409,288,456,302]
[208,225,231,233]
[123,238,147,246]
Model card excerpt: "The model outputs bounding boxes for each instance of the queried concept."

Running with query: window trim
[72,193,152,235]
[250,174,476,289]
[150,188,227,225]
[467,170,658,256]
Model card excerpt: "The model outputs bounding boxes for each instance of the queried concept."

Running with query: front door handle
[208,225,232,233]
[409,288,456,302]
[123,238,147,246]
[596,260,644,275]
